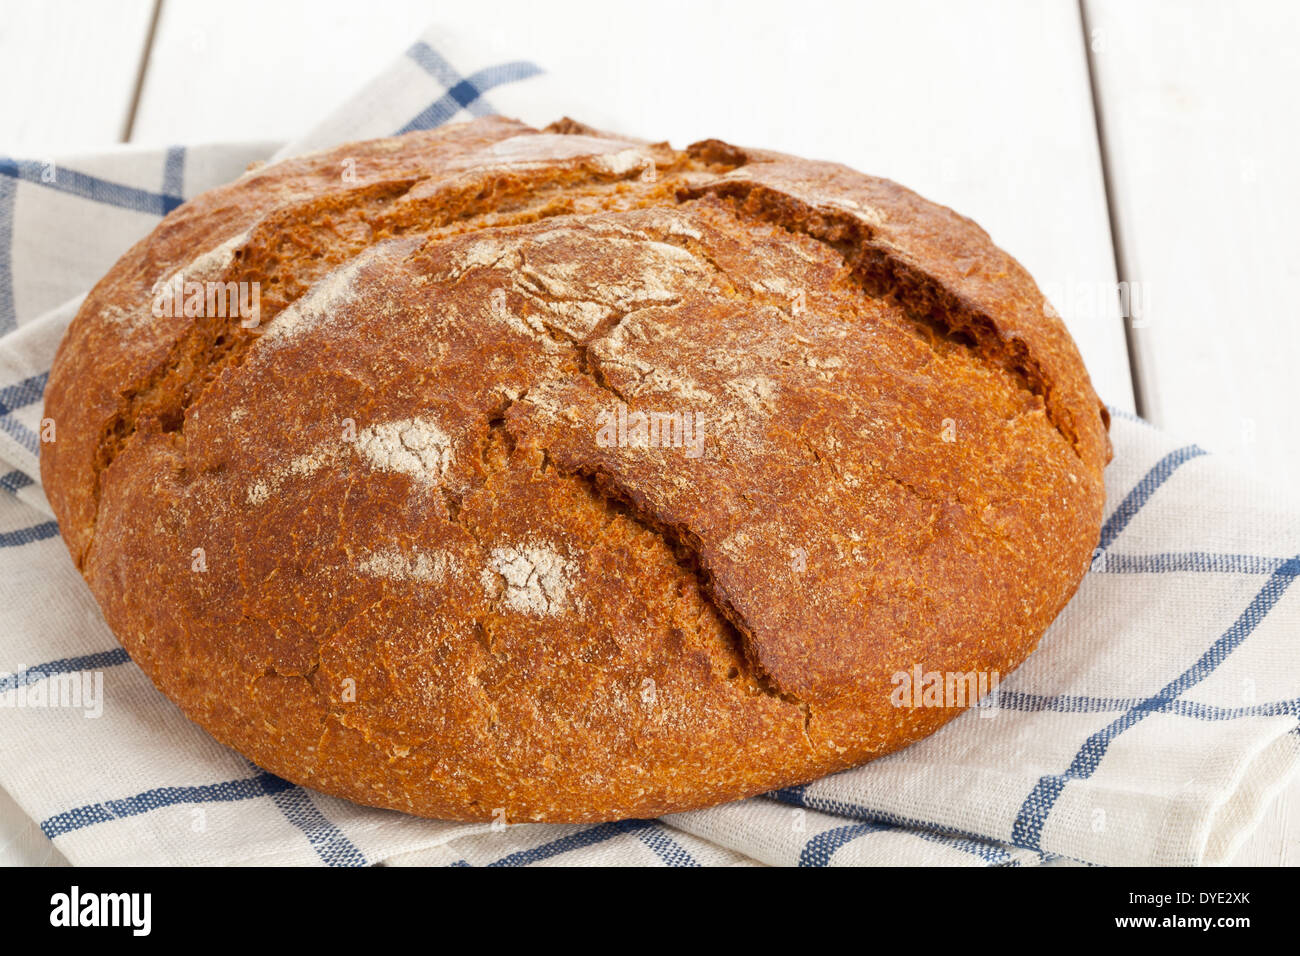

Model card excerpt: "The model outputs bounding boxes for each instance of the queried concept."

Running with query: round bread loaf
[41,116,1111,822]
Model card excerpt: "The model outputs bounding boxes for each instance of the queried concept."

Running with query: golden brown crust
[41,117,1109,822]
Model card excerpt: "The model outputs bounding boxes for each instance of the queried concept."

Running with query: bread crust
[41,117,1110,822]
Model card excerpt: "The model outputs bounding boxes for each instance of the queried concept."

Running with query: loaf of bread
[41,116,1110,822]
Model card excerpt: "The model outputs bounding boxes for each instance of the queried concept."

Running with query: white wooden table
[1,0,1295,866]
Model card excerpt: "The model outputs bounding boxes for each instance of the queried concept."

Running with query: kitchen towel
[1,22,1297,867]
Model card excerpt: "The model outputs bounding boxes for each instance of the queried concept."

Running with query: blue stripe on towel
[1011,556,1300,851]
[162,147,186,201]
[0,415,39,455]
[484,819,666,867]
[269,787,368,867]
[999,689,1300,720]
[0,370,48,412]
[0,370,50,453]
[772,789,1020,866]
[0,647,130,693]
[1095,551,1290,575]
[799,821,893,867]
[398,43,543,134]
[0,157,183,217]
[0,519,58,548]
[40,765,368,866]
[40,771,297,838]
[0,469,33,494]
[1096,445,1207,550]
[632,823,701,867]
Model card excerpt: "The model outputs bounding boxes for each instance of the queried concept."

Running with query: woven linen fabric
[1,24,1297,868]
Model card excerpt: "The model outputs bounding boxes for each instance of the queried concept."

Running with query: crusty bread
[41,116,1110,822]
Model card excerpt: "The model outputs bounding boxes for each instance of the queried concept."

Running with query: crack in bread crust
[78,146,717,570]
[680,178,1096,465]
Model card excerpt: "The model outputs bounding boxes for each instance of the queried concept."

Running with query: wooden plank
[129,0,441,146]
[0,0,157,155]
[1086,0,1300,480]
[132,0,1134,409]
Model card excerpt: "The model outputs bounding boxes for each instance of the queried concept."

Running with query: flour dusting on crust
[354,418,453,483]
[246,446,338,505]
[259,240,413,348]
[358,547,458,582]
[183,229,253,279]
[245,414,453,504]
[480,541,578,617]
[259,256,368,347]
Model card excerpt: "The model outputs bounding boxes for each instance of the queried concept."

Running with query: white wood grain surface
[0,0,157,155]
[1085,0,1300,483]
[129,0,442,146]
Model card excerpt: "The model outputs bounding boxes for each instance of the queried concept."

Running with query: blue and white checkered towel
[1,23,1297,867]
